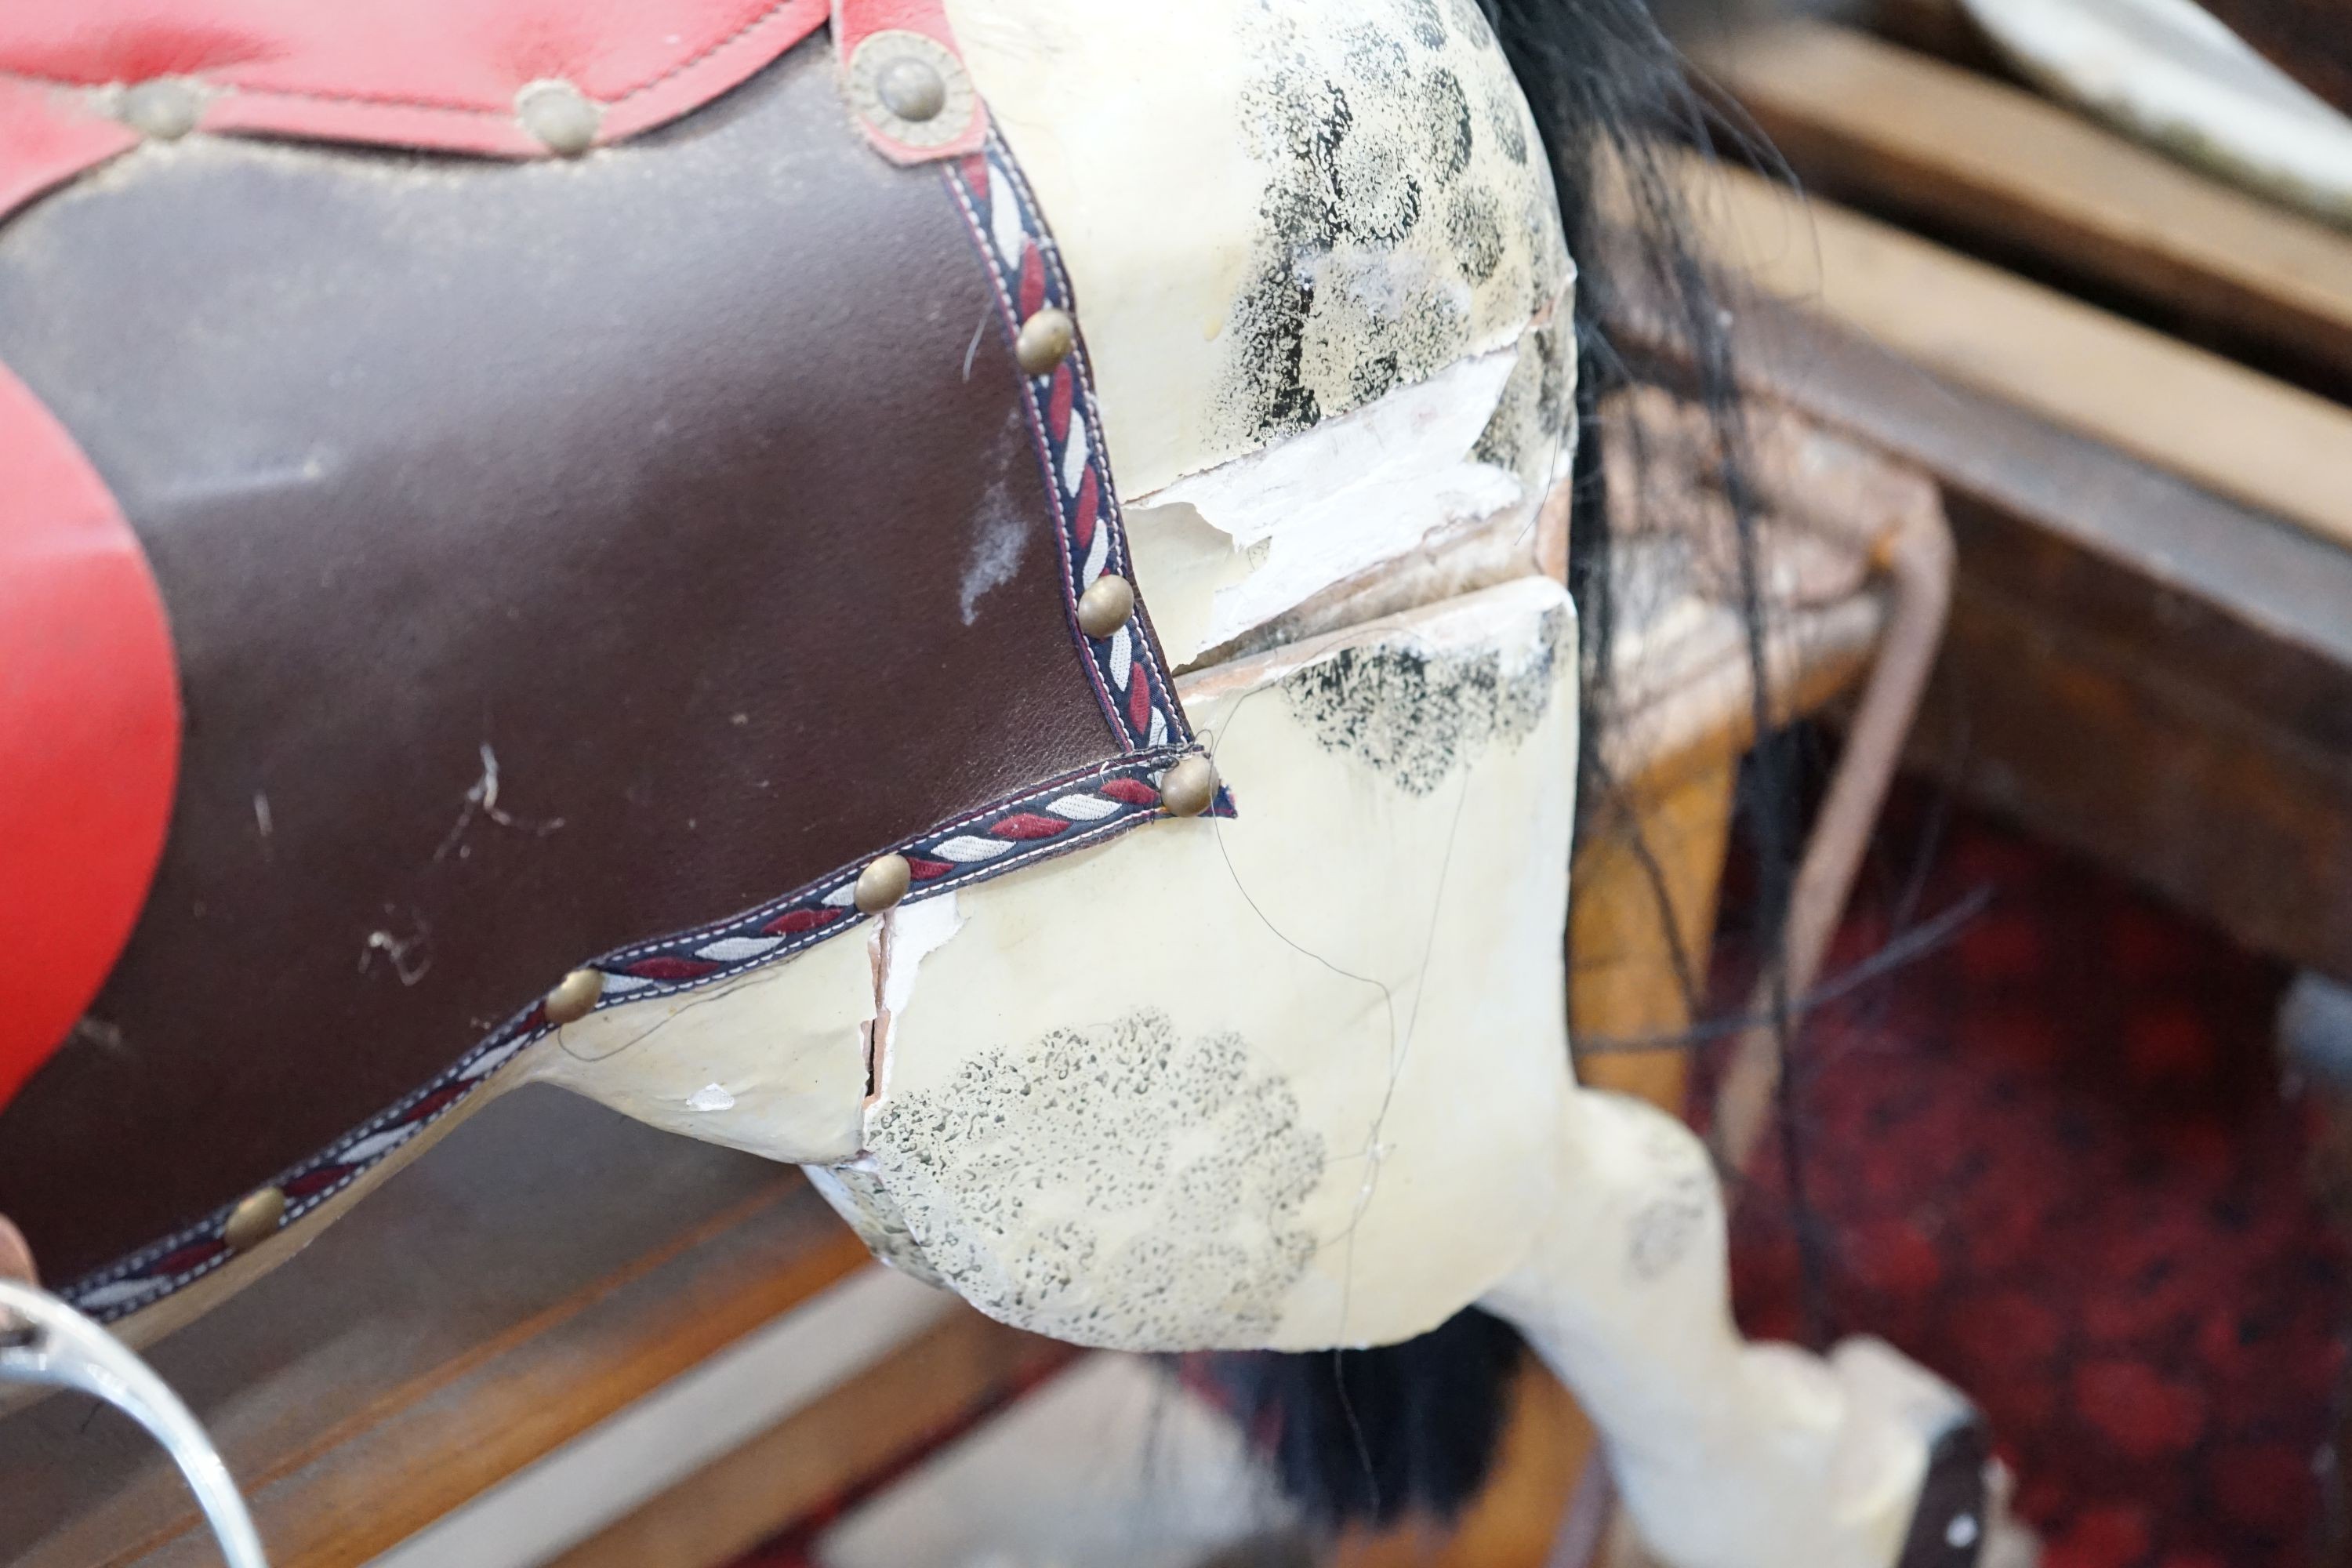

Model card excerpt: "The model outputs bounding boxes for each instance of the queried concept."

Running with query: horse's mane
[1206,0,1801,1527]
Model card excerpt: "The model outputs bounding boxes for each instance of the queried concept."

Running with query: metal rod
[0,1279,269,1568]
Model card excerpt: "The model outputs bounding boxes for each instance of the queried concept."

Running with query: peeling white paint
[686,1083,736,1113]
[1119,500,1256,670]
[861,892,970,1109]
[880,894,966,1025]
[1127,347,1526,663]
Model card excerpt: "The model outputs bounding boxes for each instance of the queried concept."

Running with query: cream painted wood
[520,922,873,1166]
[951,0,1579,658]
[800,572,1975,1568]
[817,575,1580,1351]
[1483,1091,1973,1568]
[948,0,1571,494]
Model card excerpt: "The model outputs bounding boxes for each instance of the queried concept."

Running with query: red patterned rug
[1722,794,2349,1568]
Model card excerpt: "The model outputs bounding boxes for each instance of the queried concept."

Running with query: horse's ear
[0,363,180,1115]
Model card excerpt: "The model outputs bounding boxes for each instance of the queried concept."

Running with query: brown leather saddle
[0,8,1214,1317]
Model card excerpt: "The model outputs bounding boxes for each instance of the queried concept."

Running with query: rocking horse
[0,2,2002,1563]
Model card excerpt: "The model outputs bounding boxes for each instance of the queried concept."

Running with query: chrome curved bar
[0,1279,267,1568]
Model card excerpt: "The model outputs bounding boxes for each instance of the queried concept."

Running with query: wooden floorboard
[1668,154,2352,557]
[551,1309,1071,1568]
[1706,22,2352,380]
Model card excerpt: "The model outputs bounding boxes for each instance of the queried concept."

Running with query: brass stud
[1160,756,1218,818]
[1014,308,1076,376]
[223,1187,287,1254]
[543,967,605,1026]
[847,31,971,149]
[855,852,913,914]
[875,56,948,123]
[516,78,602,156]
[1076,574,1135,639]
[119,78,203,141]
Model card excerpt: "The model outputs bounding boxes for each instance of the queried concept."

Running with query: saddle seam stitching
[989,139,1186,737]
[939,136,1192,755]
[937,156,1127,746]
